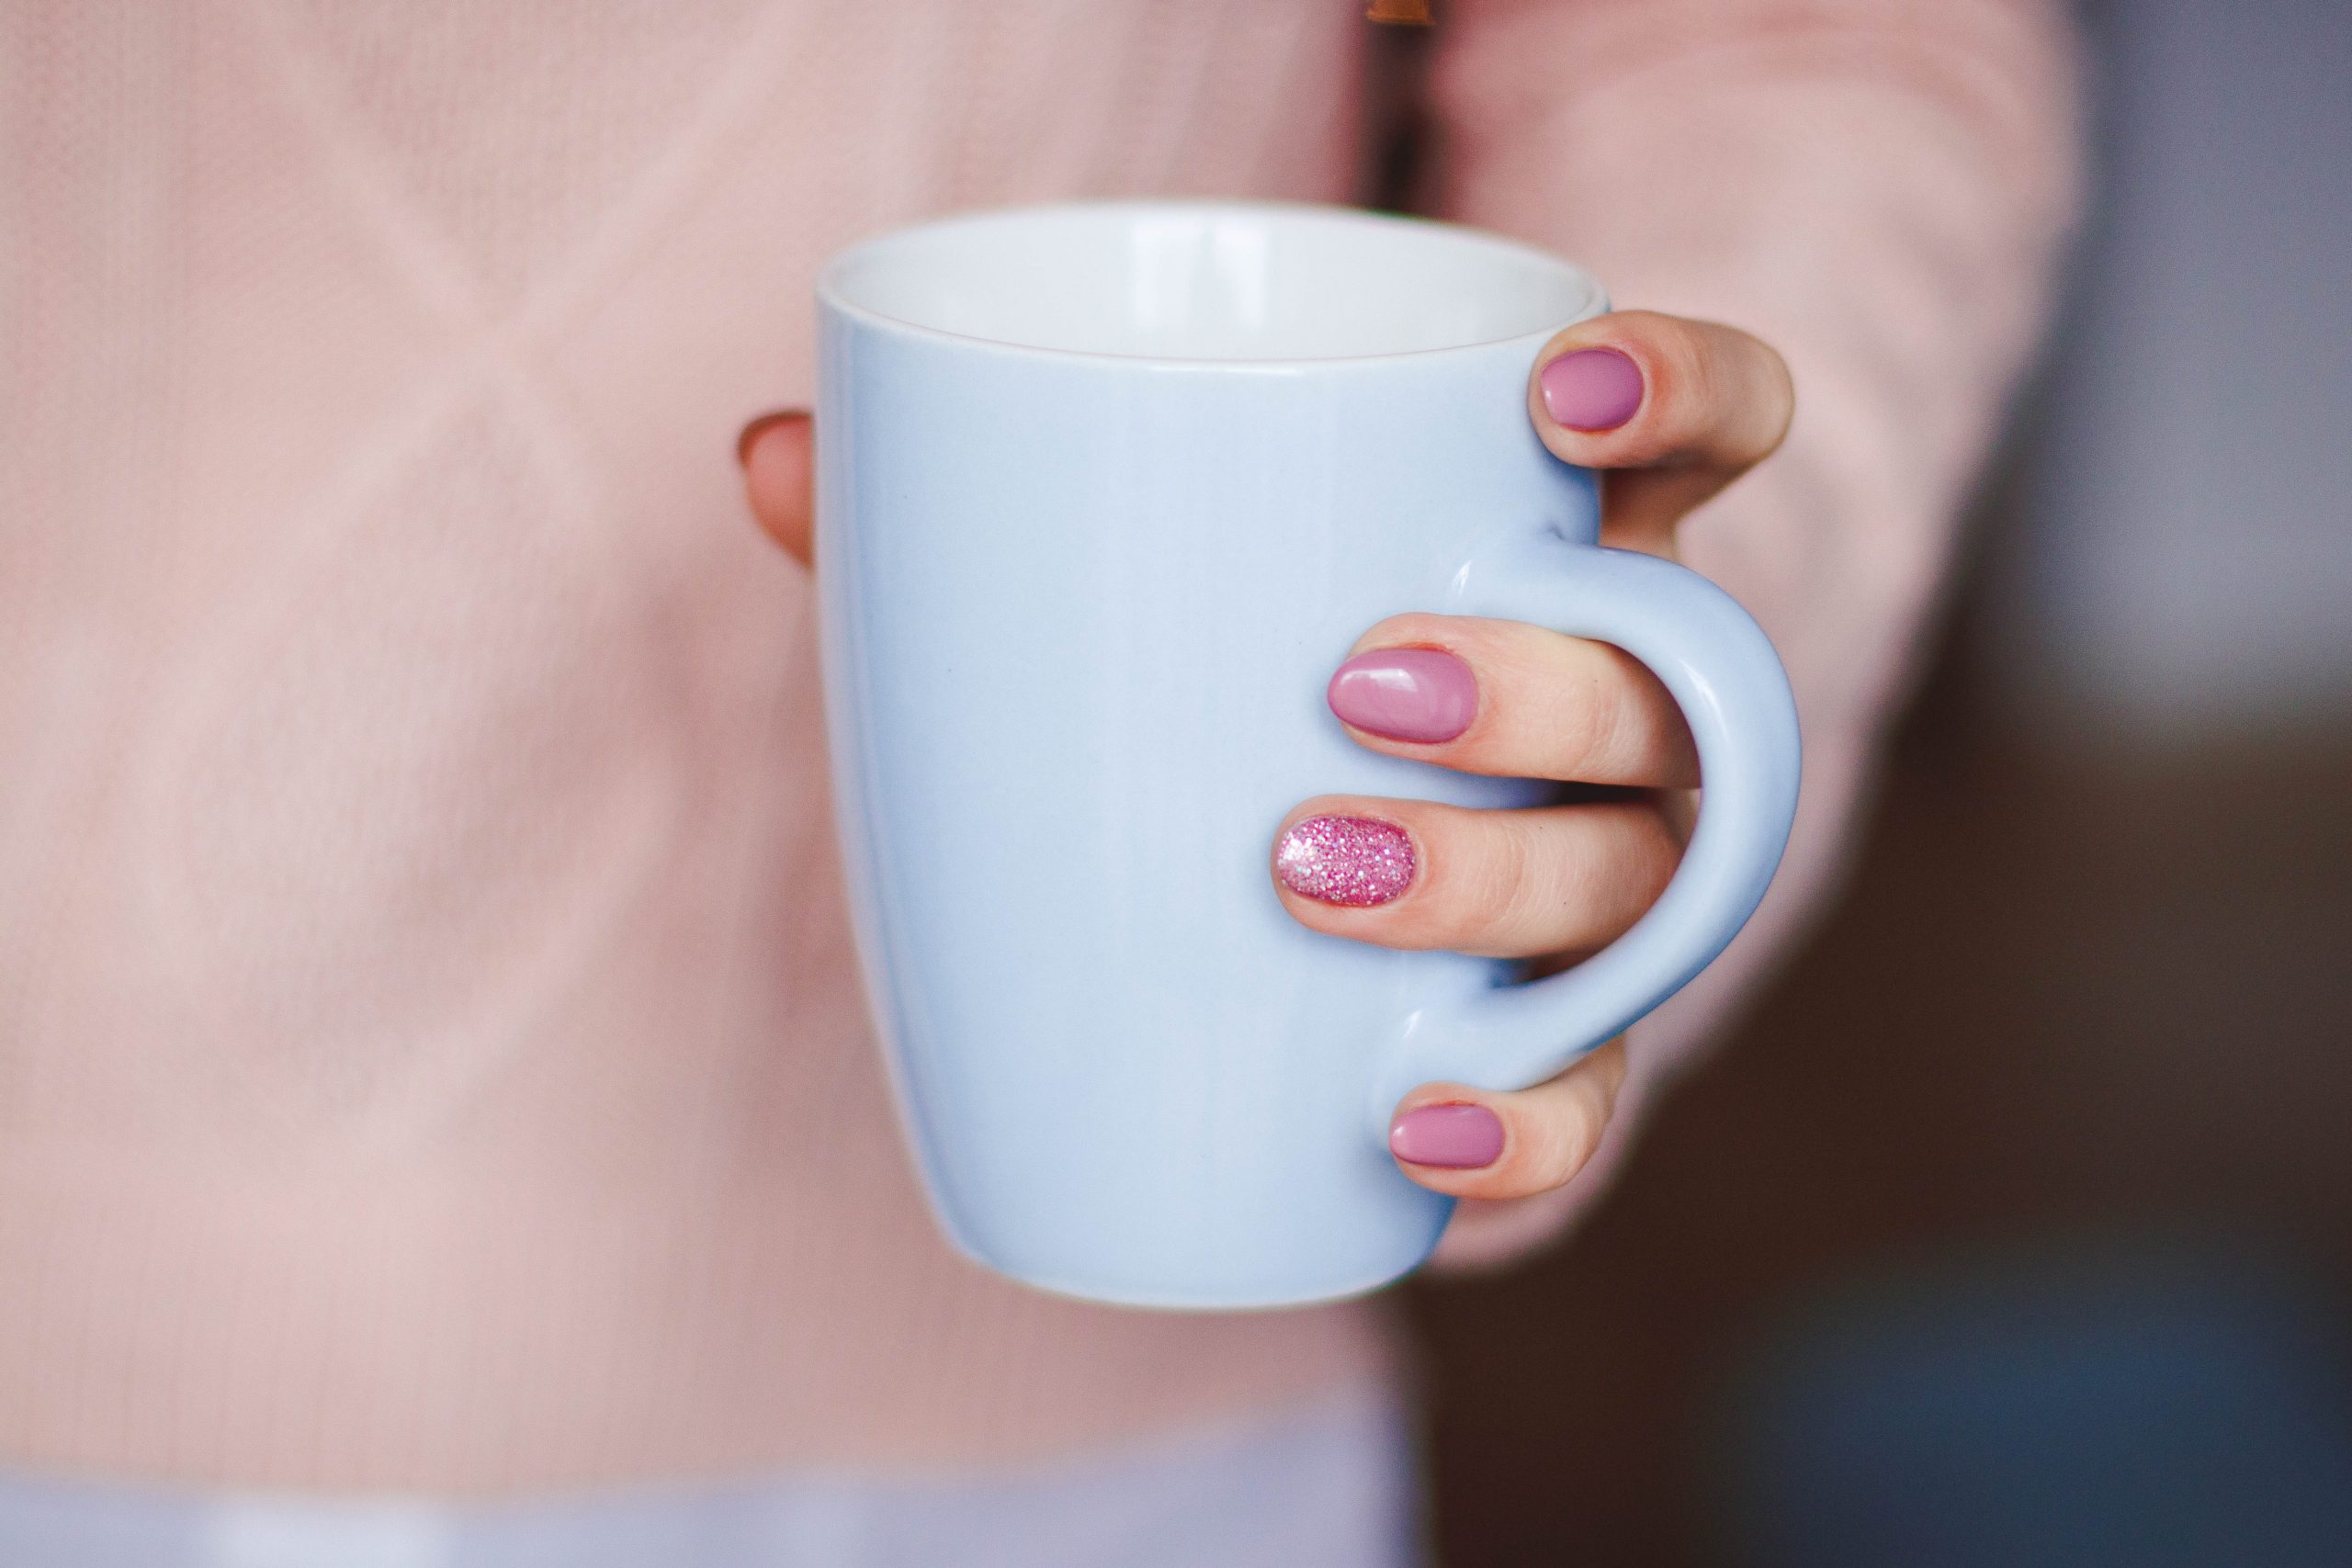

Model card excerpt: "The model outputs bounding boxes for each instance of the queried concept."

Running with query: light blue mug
[815,201,1800,1309]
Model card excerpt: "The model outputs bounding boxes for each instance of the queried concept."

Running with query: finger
[1524,310,1793,551]
[1386,1039,1627,1201]
[1270,795,1681,960]
[739,409,814,566]
[1328,613,1698,789]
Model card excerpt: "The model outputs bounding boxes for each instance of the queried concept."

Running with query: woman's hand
[1264,310,1791,1254]
[740,308,1792,1254]
[740,409,817,563]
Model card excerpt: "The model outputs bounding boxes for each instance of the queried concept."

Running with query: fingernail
[736,408,809,467]
[1390,1103,1505,1168]
[1273,815,1415,907]
[1539,348,1643,431]
[1328,648,1476,743]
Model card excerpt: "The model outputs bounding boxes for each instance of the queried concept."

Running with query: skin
[741,308,1793,1260]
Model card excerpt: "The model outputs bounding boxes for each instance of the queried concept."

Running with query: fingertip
[739,408,815,565]
[1389,1100,1506,1170]
[1531,311,1792,480]
[737,407,809,468]
[1326,645,1478,745]
[1272,807,1419,909]
[1537,345,1645,433]
[1393,1042,1628,1199]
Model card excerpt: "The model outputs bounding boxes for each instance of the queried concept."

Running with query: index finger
[1526,310,1793,549]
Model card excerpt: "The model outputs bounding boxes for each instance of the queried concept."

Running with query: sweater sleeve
[1417,0,2083,1268]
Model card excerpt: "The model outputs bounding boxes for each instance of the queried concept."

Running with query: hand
[740,310,1792,1258]
[1266,310,1791,1259]
[740,410,816,565]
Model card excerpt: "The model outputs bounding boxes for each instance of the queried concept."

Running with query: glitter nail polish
[1273,815,1415,907]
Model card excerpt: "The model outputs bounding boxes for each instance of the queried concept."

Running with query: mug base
[956,1249,1433,1314]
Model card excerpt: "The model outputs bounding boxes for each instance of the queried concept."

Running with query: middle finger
[1328,612,1699,789]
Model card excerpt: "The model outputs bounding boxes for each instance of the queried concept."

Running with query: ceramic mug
[815,200,1800,1309]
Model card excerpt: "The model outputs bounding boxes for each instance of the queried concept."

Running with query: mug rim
[815,197,1608,371]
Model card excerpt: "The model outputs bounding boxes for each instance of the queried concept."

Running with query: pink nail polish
[1390,1103,1505,1168]
[1328,648,1476,743]
[1273,815,1414,907]
[1539,347,1643,431]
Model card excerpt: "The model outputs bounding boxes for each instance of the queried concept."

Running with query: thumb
[739,410,814,567]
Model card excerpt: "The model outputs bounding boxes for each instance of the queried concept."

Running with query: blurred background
[1402,0,2352,1561]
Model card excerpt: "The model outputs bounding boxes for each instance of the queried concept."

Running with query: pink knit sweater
[0,0,2076,1495]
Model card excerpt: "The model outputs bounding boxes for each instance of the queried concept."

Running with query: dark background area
[1397,1,2352,1561]
[1408,590,2352,1564]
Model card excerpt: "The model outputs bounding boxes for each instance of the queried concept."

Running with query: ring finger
[1270,793,1683,960]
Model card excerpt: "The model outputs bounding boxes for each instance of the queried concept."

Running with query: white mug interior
[819,200,1605,364]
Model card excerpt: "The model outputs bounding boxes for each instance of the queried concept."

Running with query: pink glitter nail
[1273,815,1416,907]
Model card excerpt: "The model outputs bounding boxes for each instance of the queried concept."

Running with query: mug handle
[1374,528,1802,1112]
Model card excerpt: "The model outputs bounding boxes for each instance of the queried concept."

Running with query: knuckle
[1512,1094,1606,1190]
[1486,818,1561,949]
[1576,812,1654,923]
[1512,644,1618,776]
[1719,326,1793,456]
[1566,656,1642,776]
[1729,331,1795,457]
[1623,802,1685,900]
[1758,335,1795,409]
[1566,802,1679,927]
[1649,331,1722,441]
[1452,816,1543,946]
[1616,315,1790,467]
